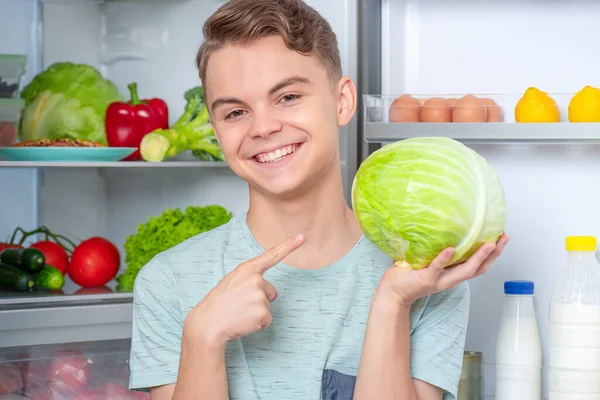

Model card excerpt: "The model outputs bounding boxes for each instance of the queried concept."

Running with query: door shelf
[364,121,600,144]
[363,93,600,144]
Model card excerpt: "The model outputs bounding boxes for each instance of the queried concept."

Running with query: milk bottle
[495,280,542,400]
[549,236,600,399]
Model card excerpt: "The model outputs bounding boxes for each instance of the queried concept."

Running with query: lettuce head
[19,62,122,144]
[352,137,506,269]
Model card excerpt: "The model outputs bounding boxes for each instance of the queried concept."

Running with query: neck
[246,162,363,270]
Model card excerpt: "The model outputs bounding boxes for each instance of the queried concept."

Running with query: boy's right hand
[182,233,306,350]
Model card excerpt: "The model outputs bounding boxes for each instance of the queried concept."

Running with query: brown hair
[196,0,342,86]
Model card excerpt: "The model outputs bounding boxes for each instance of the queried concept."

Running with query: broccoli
[140,86,225,162]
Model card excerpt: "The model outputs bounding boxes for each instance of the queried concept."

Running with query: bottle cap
[504,280,534,295]
[566,236,597,251]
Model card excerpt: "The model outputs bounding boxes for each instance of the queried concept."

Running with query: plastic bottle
[549,236,600,399]
[495,280,542,400]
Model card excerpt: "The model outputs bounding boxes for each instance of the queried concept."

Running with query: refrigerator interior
[0,0,357,295]
[380,0,600,397]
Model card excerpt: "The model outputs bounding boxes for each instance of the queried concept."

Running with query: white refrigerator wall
[382,0,600,397]
[0,0,357,292]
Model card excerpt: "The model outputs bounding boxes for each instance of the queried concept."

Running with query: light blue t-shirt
[129,213,470,400]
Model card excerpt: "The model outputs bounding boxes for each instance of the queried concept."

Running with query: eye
[225,109,246,121]
[280,94,301,103]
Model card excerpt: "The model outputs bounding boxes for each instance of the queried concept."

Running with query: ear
[336,76,357,127]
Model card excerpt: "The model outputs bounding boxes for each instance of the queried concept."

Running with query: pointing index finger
[250,234,306,274]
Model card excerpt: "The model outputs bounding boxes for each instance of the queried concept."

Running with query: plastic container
[494,280,542,400]
[0,54,27,99]
[0,98,24,147]
[549,236,600,399]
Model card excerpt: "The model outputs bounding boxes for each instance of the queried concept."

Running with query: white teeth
[256,144,298,163]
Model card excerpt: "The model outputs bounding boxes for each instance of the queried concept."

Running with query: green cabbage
[352,137,506,269]
[19,62,123,144]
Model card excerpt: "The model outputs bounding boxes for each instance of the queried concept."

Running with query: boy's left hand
[376,234,510,308]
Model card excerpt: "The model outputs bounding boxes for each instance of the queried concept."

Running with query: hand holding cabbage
[352,136,506,270]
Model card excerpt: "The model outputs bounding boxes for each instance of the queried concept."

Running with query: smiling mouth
[254,143,301,163]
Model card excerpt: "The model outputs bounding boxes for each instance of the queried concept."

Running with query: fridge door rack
[363,94,600,145]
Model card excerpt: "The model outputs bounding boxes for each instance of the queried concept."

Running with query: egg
[481,98,503,122]
[421,97,452,123]
[389,94,421,122]
[447,98,459,108]
[452,95,487,123]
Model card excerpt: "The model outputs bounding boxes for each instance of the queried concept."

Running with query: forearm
[354,296,417,400]
[172,334,229,400]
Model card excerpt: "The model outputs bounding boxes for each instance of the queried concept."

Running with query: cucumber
[34,265,65,291]
[0,263,35,292]
[0,248,45,273]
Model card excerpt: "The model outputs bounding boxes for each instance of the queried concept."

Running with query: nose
[249,107,283,139]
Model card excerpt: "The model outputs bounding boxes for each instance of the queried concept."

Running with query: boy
[129,1,508,399]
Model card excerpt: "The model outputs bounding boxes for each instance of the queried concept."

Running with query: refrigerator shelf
[0,160,229,169]
[0,293,133,348]
[364,121,600,144]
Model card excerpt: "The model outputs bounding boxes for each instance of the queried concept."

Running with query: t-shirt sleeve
[410,281,470,400]
[129,256,185,391]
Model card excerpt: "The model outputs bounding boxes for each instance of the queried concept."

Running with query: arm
[353,296,423,400]
[354,287,446,400]
[355,235,508,400]
[170,333,229,399]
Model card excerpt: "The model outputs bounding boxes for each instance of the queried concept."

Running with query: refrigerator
[0,0,597,398]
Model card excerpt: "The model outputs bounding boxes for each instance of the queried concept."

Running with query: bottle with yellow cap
[548,236,600,399]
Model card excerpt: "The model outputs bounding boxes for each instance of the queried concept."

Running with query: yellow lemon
[568,86,600,122]
[514,87,560,123]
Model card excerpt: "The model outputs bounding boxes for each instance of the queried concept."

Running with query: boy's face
[204,35,356,198]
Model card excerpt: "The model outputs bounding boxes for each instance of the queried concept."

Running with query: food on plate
[105,82,169,161]
[452,94,487,123]
[11,138,105,148]
[68,237,120,288]
[140,86,225,162]
[0,263,35,292]
[389,94,421,122]
[568,85,600,122]
[117,205,232,291]
[0,364,23,395]
[481,98,502,122]
[34,265,65,291]
[351,136,506,270]
[0,247,45,273]
[514,87,560,123]
[420,97,452,122]
[29,241,69,275]
[19,62,122,145]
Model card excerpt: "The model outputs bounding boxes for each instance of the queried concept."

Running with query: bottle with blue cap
[494,280,542,400]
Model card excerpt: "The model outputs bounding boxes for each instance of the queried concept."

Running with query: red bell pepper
[105,82,169,161]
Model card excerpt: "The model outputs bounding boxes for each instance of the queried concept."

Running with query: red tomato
[88,237,120,265]
[0,364,23,395]
[48,353,90,393]
[68,238,120,288]
[30,241,69,275]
